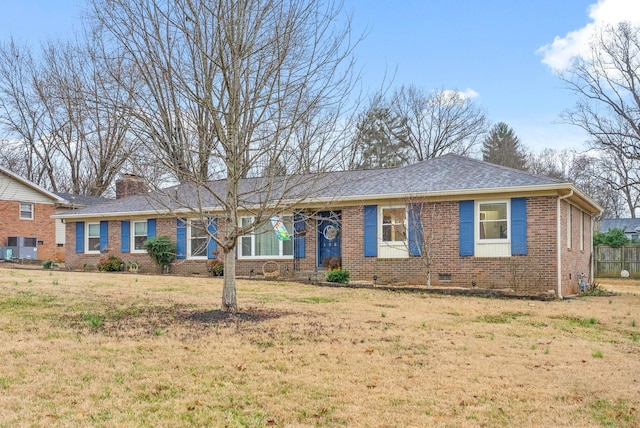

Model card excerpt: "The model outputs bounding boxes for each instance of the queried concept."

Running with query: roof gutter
[557,190,573,299]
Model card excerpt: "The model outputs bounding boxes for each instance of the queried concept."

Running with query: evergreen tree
[482,122,527,170]
[350,106,408,169]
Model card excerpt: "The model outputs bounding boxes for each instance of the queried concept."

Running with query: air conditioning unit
[5,236,38,260]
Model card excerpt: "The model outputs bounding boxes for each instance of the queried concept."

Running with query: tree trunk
[221,248,237,313]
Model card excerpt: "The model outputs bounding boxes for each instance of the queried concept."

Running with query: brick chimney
[115,174,148,199]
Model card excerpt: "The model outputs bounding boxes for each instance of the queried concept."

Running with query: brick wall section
[341,198,559,295]
[64,196,594,296]
[559,201,593,295]
[0,201,58,261]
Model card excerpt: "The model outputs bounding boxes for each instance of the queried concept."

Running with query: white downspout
[557,190,573,298]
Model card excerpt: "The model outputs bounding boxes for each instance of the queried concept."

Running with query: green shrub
[143,236,176,272]
[594,228,630,248]
[207,259,224,276]
[325,268,349,284]
[97,255,124,272]
[42,260,54,269]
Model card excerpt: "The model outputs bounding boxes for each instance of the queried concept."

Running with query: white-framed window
[188,219,209,259]
[19,202,33,220]
[239,216,293,258]
[381,207,407,243]
[475,200,511,258]
[580,211,585,251]
[86,222,101,254]
[478,201,509,241]
[567,204,572,249]
[132,220,148,252]
[378,206,408,258]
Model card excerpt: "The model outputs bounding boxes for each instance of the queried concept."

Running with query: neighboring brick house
[56,155,602,298]
[0,167,109,262]
[0,167,68,261]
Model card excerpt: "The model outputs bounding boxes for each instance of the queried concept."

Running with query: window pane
[20,203,32,218]
[480,203,507,219]
[256,222,278,256]
[241,236,252,256]
[88,223,100,237]
[282,216,293,255]
[134,222,147,236]
[88,238,100,251]
[479,203,508,240]
[191,238,207,257]
[190,220,208,257]
[382,208,406,242]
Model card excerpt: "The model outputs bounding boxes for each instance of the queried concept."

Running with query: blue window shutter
[408,204,423,256]
[75,222,85,253]
[147,218,156,239]
[459,200,474,256]
[176,218,187,259]
[207,218,218,259]
[511,198,527,255]
[364,205,377,257]
[99,221,108,253]
[121,221,130,253]
[294,213,306,258]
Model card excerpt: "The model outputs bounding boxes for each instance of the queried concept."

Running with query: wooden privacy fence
[595,244,640,278]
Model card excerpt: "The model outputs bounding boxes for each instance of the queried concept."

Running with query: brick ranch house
[56,154,602,298]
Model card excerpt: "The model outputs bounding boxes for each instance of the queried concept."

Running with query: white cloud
[441,88,479,100]
[538,0,640,71]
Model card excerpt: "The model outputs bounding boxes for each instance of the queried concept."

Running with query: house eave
[53,182,602,221]
[0,166,67,204]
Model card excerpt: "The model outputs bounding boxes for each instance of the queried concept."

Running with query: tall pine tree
[482,122,527,170]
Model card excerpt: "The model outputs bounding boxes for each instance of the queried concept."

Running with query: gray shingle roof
[56,154,572,218]
[599,218,640,233]
[54,192,111,207]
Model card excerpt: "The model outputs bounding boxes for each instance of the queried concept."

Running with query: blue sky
[1,0,639,152]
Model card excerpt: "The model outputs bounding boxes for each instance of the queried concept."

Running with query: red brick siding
[559,202,593,295]
[64,196,595,297]
[0,201,58,261]
[341,198,559,294]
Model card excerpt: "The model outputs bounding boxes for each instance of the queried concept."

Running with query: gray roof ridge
[432,153,569,184]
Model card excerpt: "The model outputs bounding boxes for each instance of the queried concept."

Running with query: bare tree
[406,201,445,287]
[559,22,640,160]
[528,148,628,218]
[0,40,58,188]
[389,85,488,161]
[91,0,357,312]
[0,37,135,196]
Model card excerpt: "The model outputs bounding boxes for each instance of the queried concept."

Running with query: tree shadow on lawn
[68,305,292,339]
[178,307,290,324]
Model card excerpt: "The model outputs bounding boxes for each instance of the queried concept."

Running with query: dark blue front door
[317,211,341,267]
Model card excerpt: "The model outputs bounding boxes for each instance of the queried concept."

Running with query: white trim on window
[477,200,510,242]
[19,202,33,220]
[475,200,510,257]
[187,219,209,259]
[238,215,294,259]
[131,220,148,253]
[86,222,100,254]
[378,206,408,258]
[580,210,584,252]
[567,204,572,249]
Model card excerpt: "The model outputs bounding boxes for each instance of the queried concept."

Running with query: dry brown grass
[0,267,639,427]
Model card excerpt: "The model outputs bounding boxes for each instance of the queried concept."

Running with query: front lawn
[0,267,639,427]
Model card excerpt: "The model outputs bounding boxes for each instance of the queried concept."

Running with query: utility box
[5,237,38,260]
[0,247,14,261]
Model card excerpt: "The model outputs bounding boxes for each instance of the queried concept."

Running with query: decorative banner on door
[270,217,291,241]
